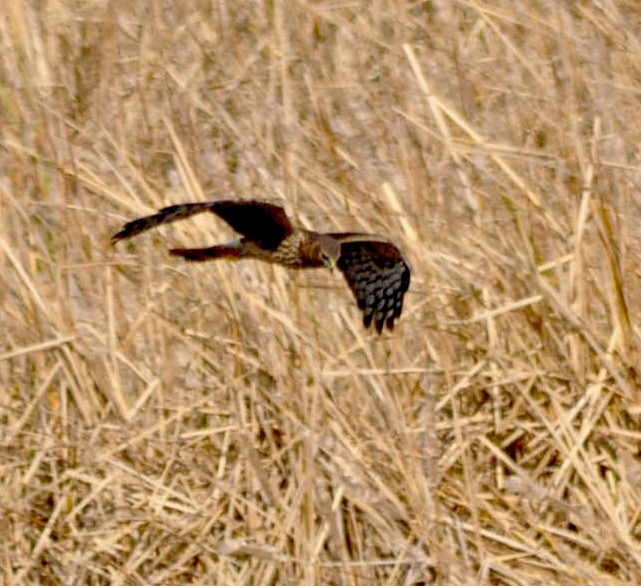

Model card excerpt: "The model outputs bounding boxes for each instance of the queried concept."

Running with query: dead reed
[2,1,641,583]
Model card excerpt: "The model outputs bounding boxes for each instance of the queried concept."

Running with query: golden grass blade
[4,2,641,582]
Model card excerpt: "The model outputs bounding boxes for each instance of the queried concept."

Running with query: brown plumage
[112,200,410,333]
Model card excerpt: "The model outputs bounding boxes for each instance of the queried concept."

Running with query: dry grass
[2,1,641,583]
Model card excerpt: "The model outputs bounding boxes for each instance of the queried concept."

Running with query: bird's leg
[169,238,245,262]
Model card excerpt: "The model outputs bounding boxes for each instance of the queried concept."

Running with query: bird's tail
[112,203,214,242]
[169,242,243,262]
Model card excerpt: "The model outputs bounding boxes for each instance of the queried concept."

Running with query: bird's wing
[329,234,411,333]
[112,200,293,250]
[208,200,293,249]
[111,202,214,242]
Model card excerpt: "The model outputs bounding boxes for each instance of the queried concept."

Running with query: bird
[112,200,410,333]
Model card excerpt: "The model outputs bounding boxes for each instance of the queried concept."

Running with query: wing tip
[363,310,401,334]
[111,224,135,243]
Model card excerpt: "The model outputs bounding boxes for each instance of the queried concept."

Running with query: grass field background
[2,1,641,583]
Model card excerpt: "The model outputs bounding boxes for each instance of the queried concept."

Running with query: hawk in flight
[112,200,410,333]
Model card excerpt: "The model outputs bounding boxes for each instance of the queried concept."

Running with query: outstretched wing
[331,234,410,333]
[209,200,293,249]
[112,200,293,250]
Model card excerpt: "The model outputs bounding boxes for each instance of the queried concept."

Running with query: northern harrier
[112,200,410,333]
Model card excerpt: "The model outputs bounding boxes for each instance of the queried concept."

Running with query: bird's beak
[325,257,338,270]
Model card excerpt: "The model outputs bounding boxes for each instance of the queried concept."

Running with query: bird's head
[316,234,341,269]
